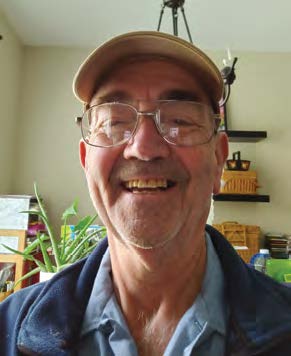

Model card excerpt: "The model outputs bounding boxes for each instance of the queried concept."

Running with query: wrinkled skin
[79,58,228,251]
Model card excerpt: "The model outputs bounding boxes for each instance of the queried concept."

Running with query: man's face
[80,58,228,249]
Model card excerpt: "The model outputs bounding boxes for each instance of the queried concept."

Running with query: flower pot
[39,271,55,282]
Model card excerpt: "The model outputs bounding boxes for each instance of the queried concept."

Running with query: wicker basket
[213,221,261,262]
[220,170,258,194]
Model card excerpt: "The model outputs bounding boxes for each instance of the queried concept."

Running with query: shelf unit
[213,194,270,203]
[226,130,267,143]
[215,130,269,202]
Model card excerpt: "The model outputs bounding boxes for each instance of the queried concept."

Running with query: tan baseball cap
[73,31,224,106]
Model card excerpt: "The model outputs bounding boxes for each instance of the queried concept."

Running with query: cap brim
[73,31,223,105]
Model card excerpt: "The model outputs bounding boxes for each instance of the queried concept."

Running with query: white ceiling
[1,0,291,52]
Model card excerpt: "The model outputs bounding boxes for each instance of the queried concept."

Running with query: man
[1,31,291,356]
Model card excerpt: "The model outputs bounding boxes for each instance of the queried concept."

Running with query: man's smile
[123,178,176,193]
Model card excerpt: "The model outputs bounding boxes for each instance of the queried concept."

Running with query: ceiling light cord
[157,0,193,43]
[157,0,238,106]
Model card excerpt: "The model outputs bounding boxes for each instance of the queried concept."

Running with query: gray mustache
[111,159,189,182]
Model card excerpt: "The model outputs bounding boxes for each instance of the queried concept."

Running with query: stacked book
[265,233,290,259]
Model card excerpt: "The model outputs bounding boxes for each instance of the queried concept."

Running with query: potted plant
[2,183,106,288]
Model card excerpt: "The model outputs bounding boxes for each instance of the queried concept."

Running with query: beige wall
[211,51,291,235]
[11,46,97,232]
[0,11,23,194]
[0,17,291,235]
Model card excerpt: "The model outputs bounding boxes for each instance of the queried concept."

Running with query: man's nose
[123,115,170,161]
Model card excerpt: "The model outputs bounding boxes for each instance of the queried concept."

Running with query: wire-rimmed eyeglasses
[75,100,221,148]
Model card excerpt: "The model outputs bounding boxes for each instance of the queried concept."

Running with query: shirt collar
[198,232,228,335]
[81,249,114,336]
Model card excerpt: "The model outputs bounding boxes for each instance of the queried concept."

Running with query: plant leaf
[13,267,42,288]
[37,234,54,272]
[22,234,50,255]
[0,244,34,261]
[66,227,104,263]
[34,259,49,272]
[72,242,97,262]
[62,199,78,220]
[65,231,96,263]
[33,183,62,268]
[64,215,96,258]
[73,216,94,233]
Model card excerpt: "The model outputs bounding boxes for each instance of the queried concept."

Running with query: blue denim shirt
[78,233,227,355]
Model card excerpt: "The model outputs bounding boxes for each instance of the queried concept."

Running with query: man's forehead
[98,55,196,83]
[90,56,212,105]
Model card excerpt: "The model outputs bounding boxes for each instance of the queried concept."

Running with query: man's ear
[79,139,87,169]
[213,132,229,194]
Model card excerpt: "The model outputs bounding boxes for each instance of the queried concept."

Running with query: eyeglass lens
[81,101,219,148]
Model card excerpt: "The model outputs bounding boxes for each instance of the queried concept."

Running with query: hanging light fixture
[156,0,237,106]
[157,0,193,42]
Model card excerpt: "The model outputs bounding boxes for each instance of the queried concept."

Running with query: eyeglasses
[76,100,221,148]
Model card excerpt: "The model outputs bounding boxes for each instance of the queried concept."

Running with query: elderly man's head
[75,32,228,250]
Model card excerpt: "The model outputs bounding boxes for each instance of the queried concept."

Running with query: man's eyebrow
[93,91,131,105]
[159,89,202,101]
[91,89,203,105]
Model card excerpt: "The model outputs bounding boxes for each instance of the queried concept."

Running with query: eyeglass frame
[75,100,222,148]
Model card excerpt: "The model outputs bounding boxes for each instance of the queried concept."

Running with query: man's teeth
[125,179,168,189]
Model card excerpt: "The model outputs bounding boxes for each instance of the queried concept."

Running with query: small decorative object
[226,151,251,171]
[1,183,106,288]
[0,263,14,301]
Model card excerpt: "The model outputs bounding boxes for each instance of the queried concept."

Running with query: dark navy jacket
[1,226,291,355]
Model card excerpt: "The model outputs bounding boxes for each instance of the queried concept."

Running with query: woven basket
[213,221,261,262]
[221,170,258,194]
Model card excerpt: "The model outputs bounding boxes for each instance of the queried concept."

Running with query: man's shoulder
[0,281,45,352]
[1,281,44,309]
[0,240,109,353]
[1,238,109,312]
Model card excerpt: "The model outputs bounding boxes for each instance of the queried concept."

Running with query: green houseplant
[2,183,106,287]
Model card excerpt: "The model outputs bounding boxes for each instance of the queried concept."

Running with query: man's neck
[108,231,207,354]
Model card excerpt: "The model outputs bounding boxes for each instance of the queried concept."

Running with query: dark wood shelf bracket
[225,130,267,143]
[213,194,270,202]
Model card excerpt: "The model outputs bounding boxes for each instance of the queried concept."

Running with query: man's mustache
[110,159,189,183]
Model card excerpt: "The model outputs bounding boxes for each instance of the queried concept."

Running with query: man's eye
[110,117,126,127]
[170,117,197,126]
[95,116,122,127]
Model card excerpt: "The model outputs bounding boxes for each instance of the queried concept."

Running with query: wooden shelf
[226,130,267,142]
[213,194,270,202]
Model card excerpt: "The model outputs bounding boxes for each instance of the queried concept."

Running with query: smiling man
[1,31,291,356]
[77,55,227,355]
